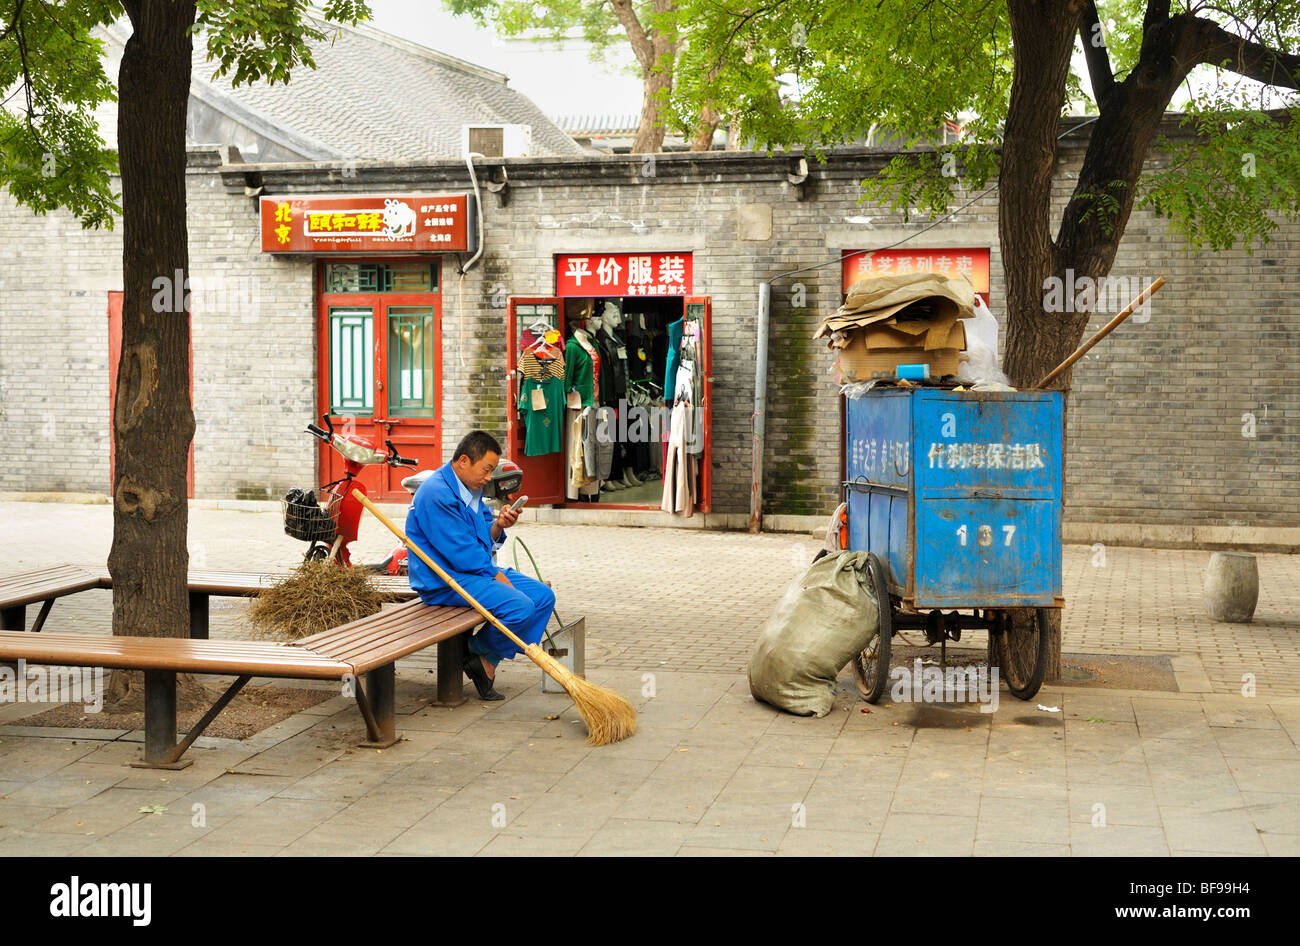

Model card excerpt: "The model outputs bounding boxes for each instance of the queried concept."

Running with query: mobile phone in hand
[508,495,528,513]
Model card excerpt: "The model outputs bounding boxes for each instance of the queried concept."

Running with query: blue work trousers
[421,567,555,666]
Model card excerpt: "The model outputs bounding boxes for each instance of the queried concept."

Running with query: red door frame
[315,258,443,501]
[108,291,194,498]
[506,297,567,505]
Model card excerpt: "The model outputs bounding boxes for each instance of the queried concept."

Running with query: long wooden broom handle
[352,490,528,652]
[1032,276,1166,390]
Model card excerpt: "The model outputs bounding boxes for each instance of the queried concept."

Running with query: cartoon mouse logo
[382,199,416,240]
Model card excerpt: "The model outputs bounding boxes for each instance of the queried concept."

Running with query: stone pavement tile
[515,789,625,830]
[274,759,402,803]
[382,807,502,856]
[1069,822,1170,856]
[0,802,64,833]
[676,846,774,856]
[331,782,453,830]
[977,796,1070,844]
[613,777,729,824]
[1241,791,1300,836]
[35,786,187,836]
[633,700,721,731]
[1207,706,1283,730]
[874,812,975,856]
[276,819,407,856]
[775,827,878,857]
[801,786,893,833]
[225,739,348,778]
[0,735,101,778]
[973,840,1070,856]
[717,764,817,803]
[111,760,229,792]
[437,771,560,813]
[1224,757,1300,795]
[826,730,913,759]
[650,744,750,780]
[892,773,984,818]
[80,811,213,856]
[199,797,349,849]
[1142,738,1230,773]
[1158,806,1267,855]
[815,755,904,791]
[1212,727,1298,760]
[492,742,592,776]
[477,832,589,856]
[590,728,683,763]
[763,708,850,739]
[1132,704,1211,740]
[1062,696,1137,723]
[1068,783,1162,827]
[1064,718,1141,741]
[1067,760,1152,787]
[682,800,791,852]
[0,828,98,855]
[168,785,288,830]
[578,818,695,856]
[2,768,127,807]
[173,836,284,857]
[981,762,1068,800]
[1259,833,1300,855]
[549,754,661,797]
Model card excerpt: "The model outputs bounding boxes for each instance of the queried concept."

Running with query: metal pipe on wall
[750,281,771,533]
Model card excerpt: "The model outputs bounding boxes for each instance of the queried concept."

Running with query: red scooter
[283,415,417,567]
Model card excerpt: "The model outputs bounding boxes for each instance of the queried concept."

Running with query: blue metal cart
[841,386,1065,702]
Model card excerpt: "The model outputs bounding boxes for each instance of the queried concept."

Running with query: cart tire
[851,553,892,704]
[812,548,829,563]
[996,608,1050,701]
[304,544,329,563]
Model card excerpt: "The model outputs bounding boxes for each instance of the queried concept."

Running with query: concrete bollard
[1204,551,1259,623]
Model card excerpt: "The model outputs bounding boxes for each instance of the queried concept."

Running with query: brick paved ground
[0,501,1297,856]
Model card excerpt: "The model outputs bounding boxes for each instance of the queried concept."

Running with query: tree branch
[609,0,654,72]
[1180,14,1300,89]
[1079,0,1115,107]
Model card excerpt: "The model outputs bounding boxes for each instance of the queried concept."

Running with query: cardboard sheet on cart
[815,271,978,345]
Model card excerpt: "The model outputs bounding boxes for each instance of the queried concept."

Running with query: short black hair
[453,430,502,464]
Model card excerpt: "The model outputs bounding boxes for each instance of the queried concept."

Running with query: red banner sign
[556,252,693,297]
[260,194,474,254]
[842,248,990,295]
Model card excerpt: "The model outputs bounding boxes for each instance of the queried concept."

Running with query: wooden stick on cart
[1031,276,1166,390]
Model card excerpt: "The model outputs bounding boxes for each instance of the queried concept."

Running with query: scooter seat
[401,469,436,494]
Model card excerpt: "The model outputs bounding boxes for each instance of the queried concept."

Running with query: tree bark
[611,0,678,153]
[691,104,720,151]
[106,0,203,711]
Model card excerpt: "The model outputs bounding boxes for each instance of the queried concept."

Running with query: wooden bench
[0,564,416,638]
[0,568,484,769]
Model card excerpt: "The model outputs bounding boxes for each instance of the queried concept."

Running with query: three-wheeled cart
[841,385,1065,702]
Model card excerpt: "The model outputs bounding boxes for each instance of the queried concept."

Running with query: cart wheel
[995,608,1050,701]
[304,544,329,563]
[851,553,892,704]
[812,548,829,563]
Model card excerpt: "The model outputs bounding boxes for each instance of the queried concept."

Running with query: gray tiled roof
[96,16,584,160]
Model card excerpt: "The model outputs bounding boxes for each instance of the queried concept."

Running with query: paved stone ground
[0,500,1297,856]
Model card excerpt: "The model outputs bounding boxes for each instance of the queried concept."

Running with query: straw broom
[352,490,637,746]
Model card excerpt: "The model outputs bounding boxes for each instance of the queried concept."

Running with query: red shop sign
[842,248,990,295]
[556,252,693,297]
[260,194,476,254]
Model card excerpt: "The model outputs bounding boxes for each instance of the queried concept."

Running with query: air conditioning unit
[462,124,532,158]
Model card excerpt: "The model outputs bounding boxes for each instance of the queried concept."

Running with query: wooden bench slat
[0,631,352,679]
[293,600,450,650]
[315,610,480,664]
[0,566,108,608]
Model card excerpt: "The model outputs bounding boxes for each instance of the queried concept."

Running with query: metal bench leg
[1,605,25,631]
[132,669,193,770]
[357,662,400,749]
[28,599,55,633]
[188,591,209,640]
[435,634,467,707]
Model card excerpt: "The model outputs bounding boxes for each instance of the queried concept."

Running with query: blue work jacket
[406,463,503,599]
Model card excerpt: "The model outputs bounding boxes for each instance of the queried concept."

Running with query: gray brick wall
[0,131,1296,529]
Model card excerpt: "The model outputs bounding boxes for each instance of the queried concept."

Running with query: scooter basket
[282,487,340,543]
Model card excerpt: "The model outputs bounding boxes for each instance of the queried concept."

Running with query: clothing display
[520,375,563,456]
[663,318,684,398]
[661,401,697,517]
[563,333,596,407]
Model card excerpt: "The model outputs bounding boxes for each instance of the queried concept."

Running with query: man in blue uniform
[406,430,556,700]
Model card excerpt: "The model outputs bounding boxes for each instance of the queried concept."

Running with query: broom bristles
[524,644,637,746]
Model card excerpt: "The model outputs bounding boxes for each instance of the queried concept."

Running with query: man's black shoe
[462,653,504,701]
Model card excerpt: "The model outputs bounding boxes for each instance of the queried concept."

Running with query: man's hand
[490,503,521,541]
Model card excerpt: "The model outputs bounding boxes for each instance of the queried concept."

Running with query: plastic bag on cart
[957,296,1012,386]
[748,549,879,718]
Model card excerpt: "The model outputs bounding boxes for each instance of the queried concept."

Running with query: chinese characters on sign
[556,253,693,297]
[260,195,474,253]
[926,442,1048,470]
[851,437,911,477]
[842,248,991,298]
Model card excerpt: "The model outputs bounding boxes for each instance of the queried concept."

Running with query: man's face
[453,451,499,492]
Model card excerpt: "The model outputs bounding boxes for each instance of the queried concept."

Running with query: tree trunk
[691,103,720,152]
[106,0,204,712]
[631,62,673,154]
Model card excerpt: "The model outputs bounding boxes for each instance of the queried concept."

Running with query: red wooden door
[316,260,443,501]
[108,291,194,497]
[506,297,566,505]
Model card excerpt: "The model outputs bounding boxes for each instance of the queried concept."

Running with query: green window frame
[387,307,436,417]
[329,306,374,415]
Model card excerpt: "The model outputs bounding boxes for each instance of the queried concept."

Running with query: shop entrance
[315,259,443,501]
[506,292,712,513]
